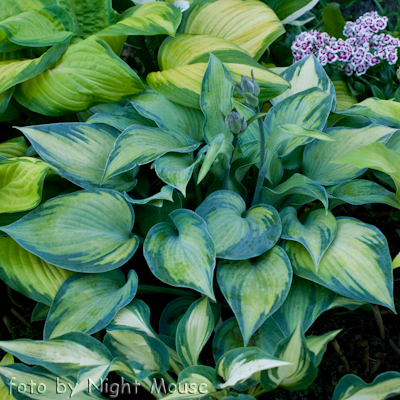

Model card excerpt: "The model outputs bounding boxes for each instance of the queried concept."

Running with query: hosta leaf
[1,190,139,272]
[176,297,214,368]
[0,0,51,21]
[0,137,27,161]
[125,185,174,207]
[132,90,204,143]
[215,347,290,389]
[302,125,395,185]
[271,54,335,107]
[45,269,138,339]
[333,80,357,111]
[103,126,199,181]
[284,218,395,310]
[17,123,137,191]
[31,303,50,322]
[280,208,337,271]
[0,88,14,119]
[266,0,319,24]
[223,396,256,400]
[155,154,201,196]
[333,142,400,201]
[217,246,292,345]
[260,173,329,211]
[0,236,73,306]
[0,354,14,400]
[336,98,400,129]
[306,330,341,367]
[260,324,318,391]
[0,42,68,94]
[183,0,285,60]
[0,157,49,213]
[196,190,281,260]
[144,209,216,299]
[104,329,170,373]
[327,180,400,210]
[14,36,145,116]
[98,2,181,37]
[0,6,75,47]
[332,371,400,400]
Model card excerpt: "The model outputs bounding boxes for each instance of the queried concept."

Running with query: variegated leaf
[306,330,341,366]
[0,137,27,159]
[125,185,174,207]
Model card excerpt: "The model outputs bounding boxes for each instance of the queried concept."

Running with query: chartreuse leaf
[0,137,27,159]
[327,180,400,210]
[196,190,281,260]
[217,246,292,345]
[280,208,337,271]
[132,90,204,143]
[104,328,170,373]
[284,218,395,311]
[14,36,145,116]
[98,2,181,37]
[183,0,284,61]
[0,364,106,399]
[17,123,137,191]
[45,269,138,339]
[0,353,14,400]
[260,173,329,211]
[0,0,51,21]
[0,42,68,94]
[336,98,400,129]
[176,297,214,368]
[261,324,318,391]
[0,157,49,213]
[125,185,174,207]
[103,126,199,181]
[215,347,290,389]
[155,154,201,196]
[200,54,233,143]
[0,6,76,47]
[1,190,139,273]
[271,54,335,107]
[306,330,341,366]
[332,371,400,400]
[333,142,400,201]
[303,125,395,185]
[266,0,319,24]
[333,80,357,111]
[0,237,73,306]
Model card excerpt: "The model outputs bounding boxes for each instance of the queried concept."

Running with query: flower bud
[225,108,247,135]
[241,76,256,94]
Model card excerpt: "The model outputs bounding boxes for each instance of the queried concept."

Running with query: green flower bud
[241,76,256,94]
[241,92,259,108]
[225,108,247,135]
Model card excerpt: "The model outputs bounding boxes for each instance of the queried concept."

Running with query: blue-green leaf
[125,185,174,207]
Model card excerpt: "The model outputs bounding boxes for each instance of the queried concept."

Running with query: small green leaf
[306,330,341,366]
[322,3,346,39]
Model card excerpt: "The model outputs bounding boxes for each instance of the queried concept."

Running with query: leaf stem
[137,284,200,298]
[222,135,239,190]
[252,106,266,206]
[169,358,182,376]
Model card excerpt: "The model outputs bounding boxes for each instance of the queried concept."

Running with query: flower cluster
[291,11,400,76]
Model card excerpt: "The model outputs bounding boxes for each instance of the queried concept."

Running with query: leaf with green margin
[260,324,318,391]
[266,0,319,24]
[87,106,156,132]
[1,190,139,273]
[78,102,124,122]
[132,90,204,143]
[176,297,214,368]
[0,42,68,94]
[200,54,234,144]
[302,125,396,185]
[0,88,13,118]
[216,347,290,389]
[271,54,336,108]
[280,207,337,271]
[336,98,400,129]
[306,330,341,367]
[0,137,27,159]
[0,364,106,399]
[283,217,395,311]
[333,79,357,111]
[53,0,115,36]
[154,154,201,197]
[260,173,329,211]
[125,185,174,207]
[217,246,292,345]
[0,157,49,213]
[233,100,264,144]
[103,126,199,181]
[0,353,14,400]
[0,0,50,21]
[333,142,400,201]
[144,209,216,299]
[98,2,181,37]
[31,303,50,322]
[322,3,346,39]
[17,123,138,192]
[182,0,285,61]
[332,371,400,400]
[45,269,138,339]
[196,190,281,260]
[14,36,145,116]
[0,6,76,47]
[327,179,400,210]
[104,328,170,373]
[0,236,73,306]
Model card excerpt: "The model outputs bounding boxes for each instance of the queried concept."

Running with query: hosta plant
[0,0,400,399]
